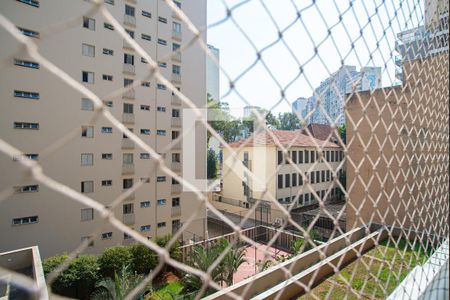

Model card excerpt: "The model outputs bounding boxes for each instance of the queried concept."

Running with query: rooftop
[227,130,341,149]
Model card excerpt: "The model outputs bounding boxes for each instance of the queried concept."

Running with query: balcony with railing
[171,73,181,83]
[172,30,182,41]
[122,213,135,225]
[123,14,136,27]
[171,117,181,127]
[122,88,135,99]
[171,95,182,106]
[122,113,135,124]
[123,63,135,75]
[121,139,134,150]
[171,206,181,217]
[172,51,182,62]
[122,163,134,175]
[171,184,182,194]
[123,39,134,50]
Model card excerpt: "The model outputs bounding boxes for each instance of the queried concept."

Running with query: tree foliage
[207,149,218,179]
[338,124,346,144]
[98,245,133,278]
[43,254,100,298]
[277,112,300,130]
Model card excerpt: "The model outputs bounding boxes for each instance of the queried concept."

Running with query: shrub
[129,243,158,274]
[43,254,99,299]
[98,245,132,278]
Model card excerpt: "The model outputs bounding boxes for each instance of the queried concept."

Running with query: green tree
[338,124,346,144]
[277,112,300,130]
[207,95,242,143]
[98,245,132,278]
[129,243,158,275]
[155,234,182,262]
[221,240,247,286]
[90,265,147,300]
[43,254,100,298]
[207,149,218,179]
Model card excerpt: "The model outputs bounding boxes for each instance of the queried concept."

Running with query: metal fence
[0,0,448,299]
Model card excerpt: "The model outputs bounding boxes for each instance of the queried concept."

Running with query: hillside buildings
[303,66,382,126]
[0,0,207,257]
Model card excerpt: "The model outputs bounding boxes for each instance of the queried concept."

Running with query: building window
[172,197,180,207]
[101,232,113,239]
[14,90,39,100]
[18,27,40,38]
[292,151,297,163]
[81,181,94,193]
[321,170,325,182]
[299,174,303,186]
[292,173,297,186]
[285,174,290,187]
[124,78,134,87]
[140,153,150,159]
[141,81,150,87]
[82,71,94,83]
[142,10,151,18]
[157,222,166,228]
[12,216,38,226]
[140,201,150,208]
[172,178,179,185]
[123,178,133,189]
[305,150,309,163]
[81,208,94,221]
[81,236,94,247]
[277,174,283,189]
[103,48,114,55]
[14,122,39,129]
[124,53,134,65]
[311,151,316,163]
[158,16,167,23]
[157,199,166,206]
[81,126,94,137]
[158,62,167,68]
[102,153,112,160]
[101,127,112,133]
[141,34,151,41]
[81,98,94,111]
[101,180,112,186]
[103,100,113,107]
[140,177,150,183]
[140,105,150,111]
[104,23,114,30]
[316,171,320,183]
[81,153,93,166]
[125,4,135,16]
[83,17,95,30]
[310,171,315,184]
[157,106,166,112]
[172,153,181,162]
[326,151,330,162]
[16,0,40,8]
[104,0,114,5]
[15,185,39,193]
[171,131,179,140]
[157,39,167,46]
[326,170,330,181]
[298,150,303,163]
[140,225,151,232]
[14,59,39,69]
[123,103,134,114]
[173,22,181,33]
[172,43,181,52]
[140,129,151,135]
[172,109,180,118]
[277,151,283,165]
[82,43,95,57]
[157,84,166,90]
[157,176,166,182]
[123,203,134,214]
[125,29,134,38]
[102,74,113,81]
[157,130,166,136]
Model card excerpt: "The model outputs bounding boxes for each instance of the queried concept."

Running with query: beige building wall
[222,144,343,224]
[346,54,449,237]
[0,0,207,257]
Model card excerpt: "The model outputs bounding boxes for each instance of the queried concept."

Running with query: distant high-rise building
[292,97,308,119]
[243,105,261,118]
[304,66,382,126]
[0,0,207,257]
[206,44,220,102]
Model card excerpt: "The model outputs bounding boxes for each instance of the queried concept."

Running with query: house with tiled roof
[220,130,344,225]
[302,124,340,144]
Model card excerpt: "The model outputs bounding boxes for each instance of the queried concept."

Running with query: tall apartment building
[304,66,382,126]
[221,130,343,224]
[0,0,207,257]
[291,97,308,119]
[206,44,220,102]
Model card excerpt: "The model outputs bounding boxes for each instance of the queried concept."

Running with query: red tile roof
[227,130,341,148]
[302,124,339,143]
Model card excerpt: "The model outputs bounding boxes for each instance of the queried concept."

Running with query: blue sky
[206,0,424,116]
